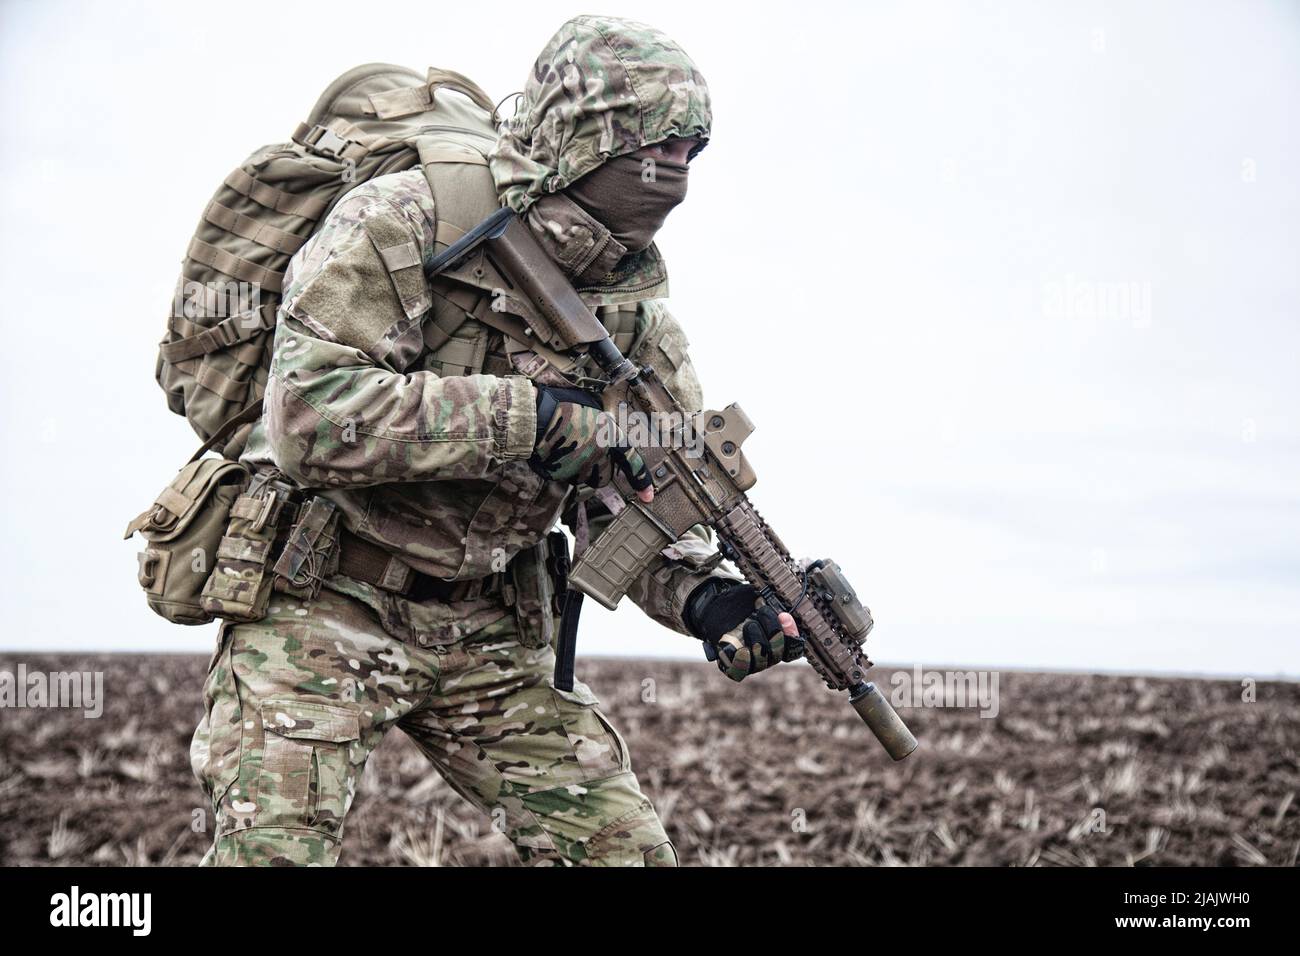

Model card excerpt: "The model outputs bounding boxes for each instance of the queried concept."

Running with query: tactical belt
[335,527,510,604]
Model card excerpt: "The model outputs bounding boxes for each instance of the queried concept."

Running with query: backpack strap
[420,140,497,244]
[124,402,264,539]
[415,140,501,370]
[422,283,480,354]
[188,400,265,464]
[291,117,388,163]
[160,303,278,363]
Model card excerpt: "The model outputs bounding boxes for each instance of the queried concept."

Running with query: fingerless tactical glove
[683,578,806,682]
[531,385,652,492]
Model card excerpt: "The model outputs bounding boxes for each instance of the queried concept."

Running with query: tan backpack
[156,63,500,459]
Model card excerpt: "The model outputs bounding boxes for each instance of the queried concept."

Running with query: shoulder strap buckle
[293,123,366,162]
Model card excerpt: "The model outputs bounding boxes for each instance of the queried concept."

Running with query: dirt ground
[0,653,1296,866]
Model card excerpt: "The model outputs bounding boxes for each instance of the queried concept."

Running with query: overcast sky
[0,0,1296,678]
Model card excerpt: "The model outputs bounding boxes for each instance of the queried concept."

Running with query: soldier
[190,14,804,866]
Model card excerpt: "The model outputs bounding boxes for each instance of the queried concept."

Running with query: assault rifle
[428,208,917,760]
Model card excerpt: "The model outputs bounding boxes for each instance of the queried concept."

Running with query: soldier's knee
[642,841,679,866]
[584,798,677,866]
[513,770,676,866]
[203,827,340,866]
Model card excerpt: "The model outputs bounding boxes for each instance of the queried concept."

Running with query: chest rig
[412,154,640,384]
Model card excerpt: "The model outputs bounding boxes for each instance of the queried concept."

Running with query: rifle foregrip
[567,501,672,610]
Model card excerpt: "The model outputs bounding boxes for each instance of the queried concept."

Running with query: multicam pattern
[712,607,807,683]
[238,15,723,603]
[491,15,712,214]
[532,391,648,490]
[191,588,674,866]
[251,167,558,582]
[242,163,722,617]
[197,17,776,866]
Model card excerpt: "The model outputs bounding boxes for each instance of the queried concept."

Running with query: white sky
[0,0,1296,678]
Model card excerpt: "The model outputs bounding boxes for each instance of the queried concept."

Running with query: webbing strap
[223,168,330,220]
[169,305,275,342]
[416,139,506,374]
[193,362,252,402]
[433,219,466,248]
[167,351,260,385]
[439,282,480,313]
[420,143,497,248]
[187,237,284,294]
[162,303,277,363]
[186,400,265,464]
[336,529,418,593]
[422,282,479,353]
[426,331,481,373]
[155,486,193,517]
[291,119,376,163]
[203,200,307,256]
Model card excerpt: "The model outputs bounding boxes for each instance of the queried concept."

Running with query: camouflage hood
[491,15,712,214]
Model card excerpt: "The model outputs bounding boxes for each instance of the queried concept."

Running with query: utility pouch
[272,496,341,601]
[199,473,299,622]
[124,458,251,625]
[510,534,563,649]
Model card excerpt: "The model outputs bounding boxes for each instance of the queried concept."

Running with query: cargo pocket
[549,678,629,779]
[256,698,361,836]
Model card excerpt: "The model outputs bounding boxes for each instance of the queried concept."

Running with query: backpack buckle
[296,123,356,161]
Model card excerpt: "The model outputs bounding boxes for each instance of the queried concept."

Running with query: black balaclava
[564,154,689,254]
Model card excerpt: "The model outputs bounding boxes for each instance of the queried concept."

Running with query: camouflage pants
[189,586,674,866]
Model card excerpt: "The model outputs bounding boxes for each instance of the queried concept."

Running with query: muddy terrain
[0,654,1295,866]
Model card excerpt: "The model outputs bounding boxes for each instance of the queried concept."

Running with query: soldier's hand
[683,579,806,681]
[531,385,654,501]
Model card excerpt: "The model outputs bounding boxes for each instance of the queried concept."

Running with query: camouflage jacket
[242,16,727,636]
